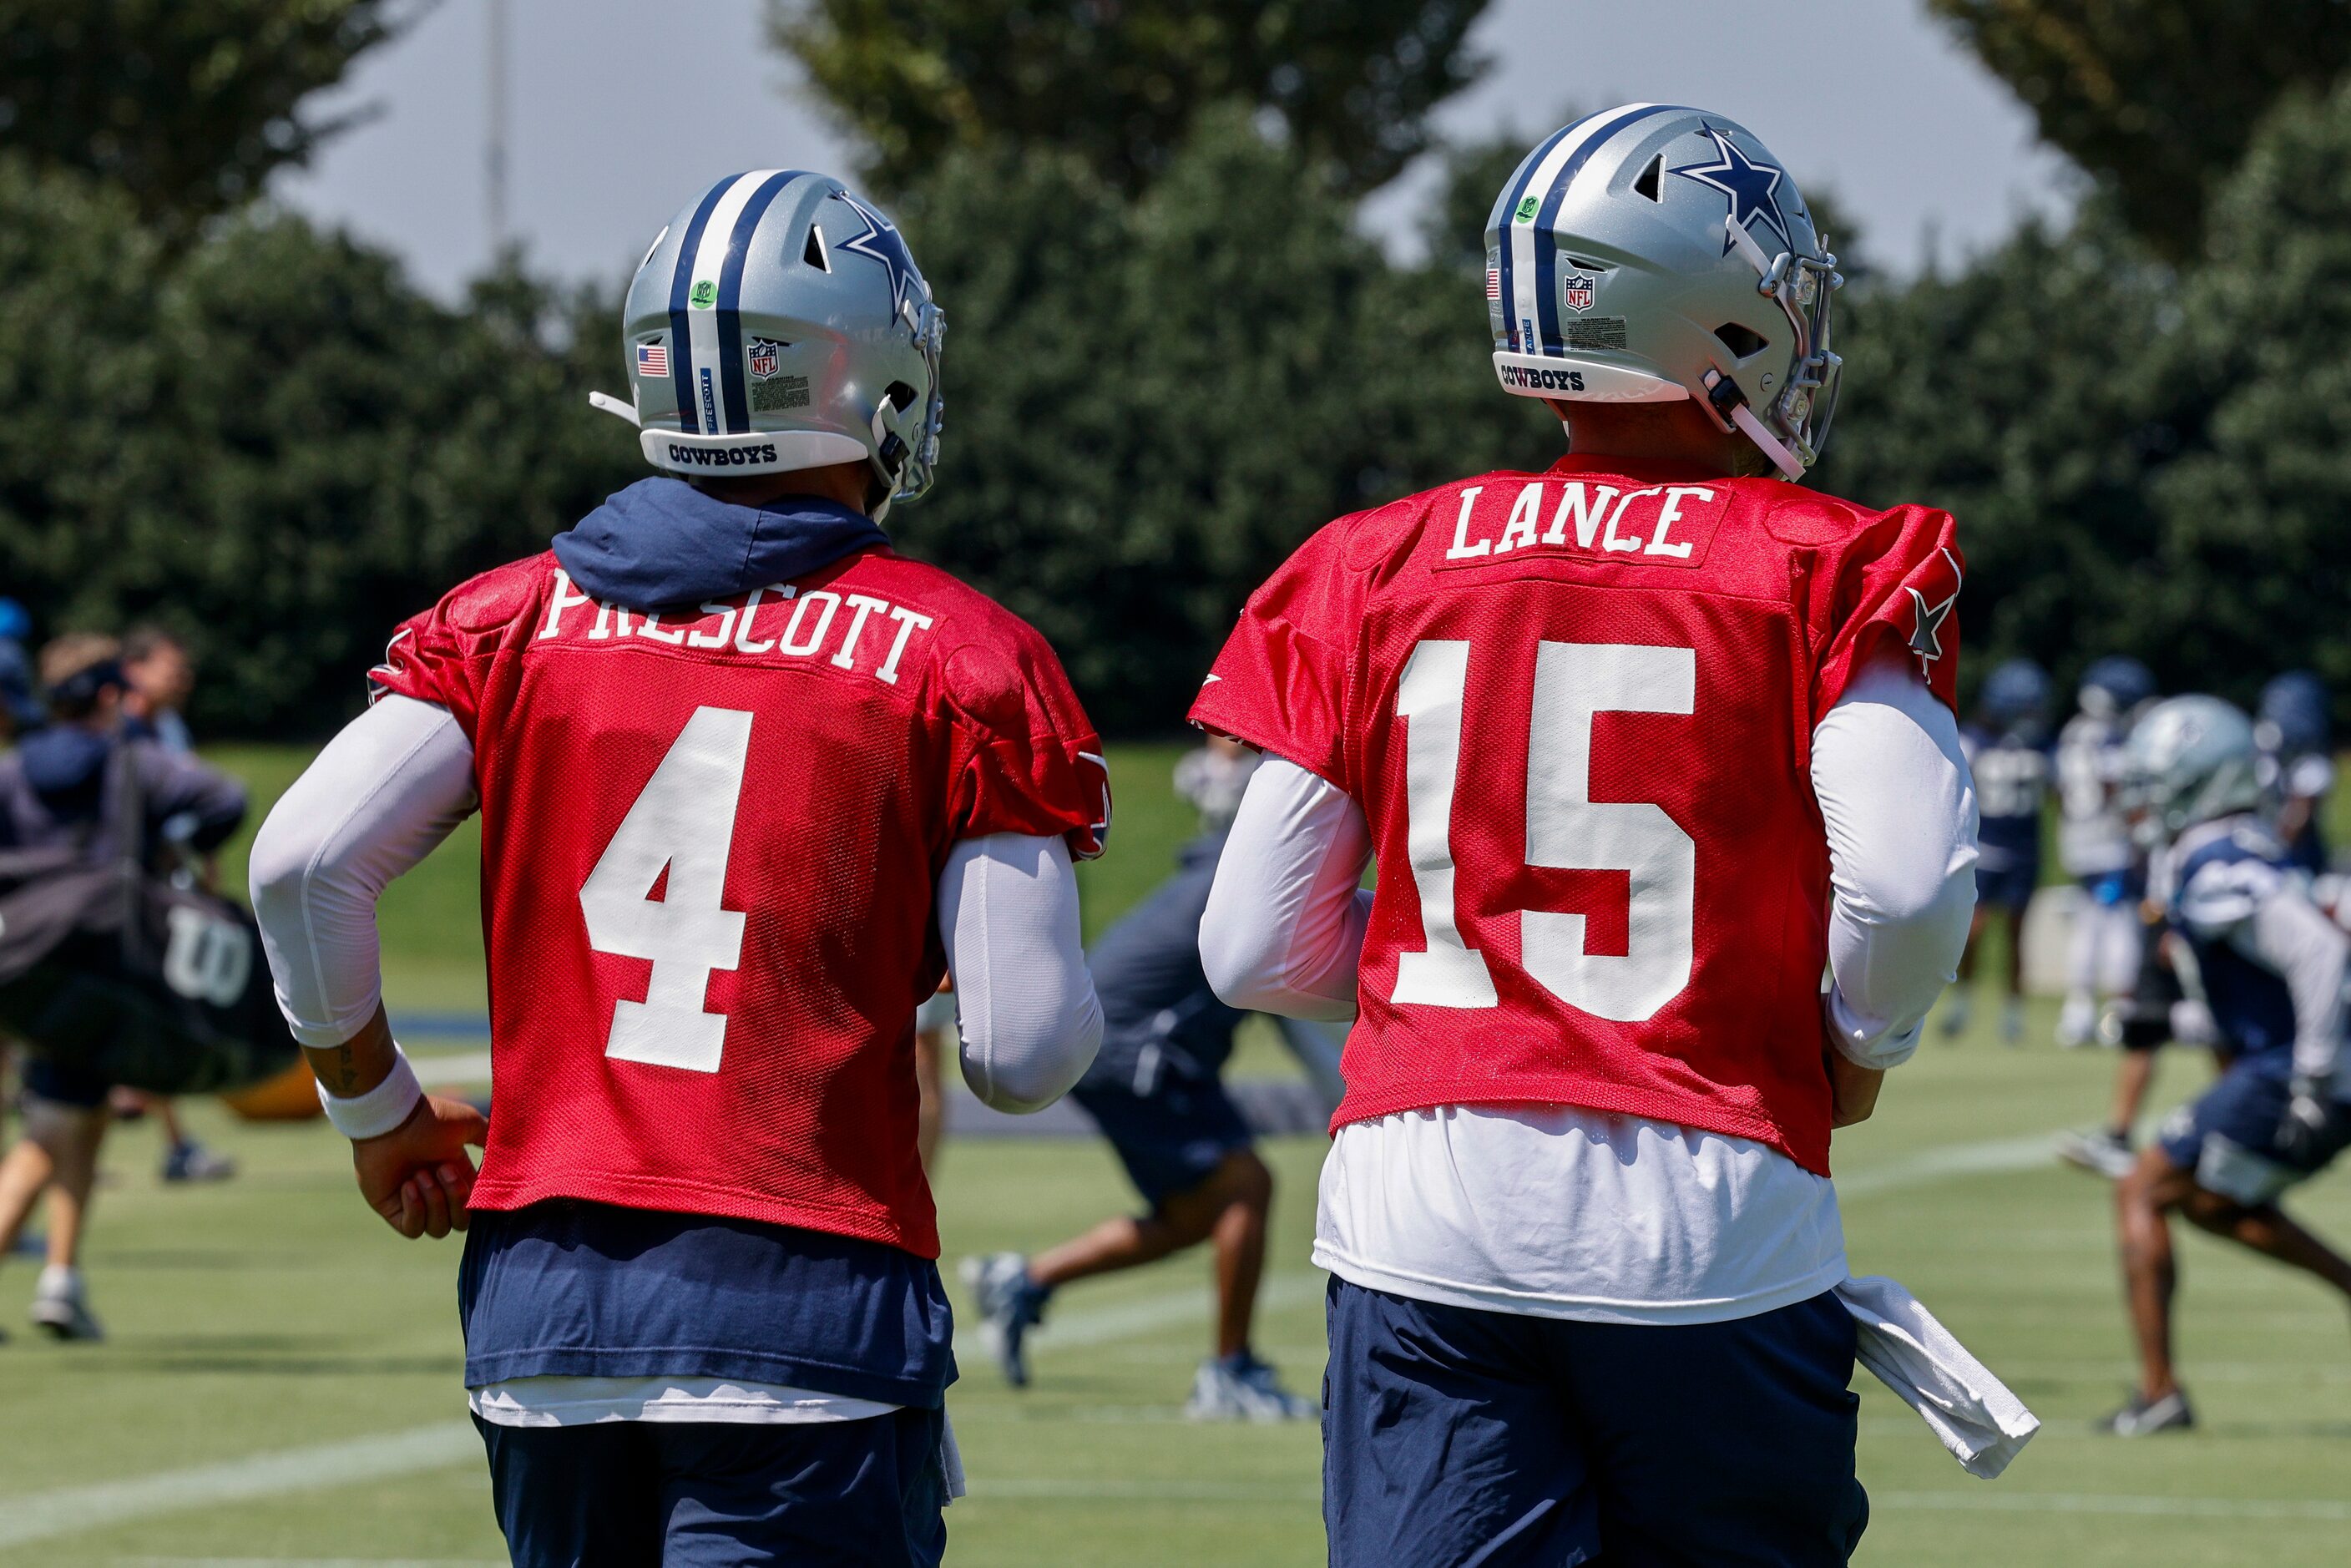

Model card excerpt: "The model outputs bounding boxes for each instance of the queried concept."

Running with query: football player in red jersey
[249,171,1108,1566]
[1192,108,1998,1563]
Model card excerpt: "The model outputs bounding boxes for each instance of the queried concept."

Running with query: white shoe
[2055,994,2096,1049]
[2098,1387,2193,1436]
[2057,1128,2136,1180]
[29,1270,104,1343]
[1186,1354,1317,1422]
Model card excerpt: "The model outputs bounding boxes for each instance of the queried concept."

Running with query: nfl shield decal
[746,337,785,379]
[1562,272,1597,313]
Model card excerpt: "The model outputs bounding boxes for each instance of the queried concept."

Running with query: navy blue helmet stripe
[1493,123,1574,352]
[666,180,733,432]
[1534,104,1689,353]
[715,169,805,433]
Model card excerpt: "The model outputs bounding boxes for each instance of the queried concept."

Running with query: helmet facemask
[1711,216,1843,476]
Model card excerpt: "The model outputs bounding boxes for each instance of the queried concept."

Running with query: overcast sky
[275,0,2078,301]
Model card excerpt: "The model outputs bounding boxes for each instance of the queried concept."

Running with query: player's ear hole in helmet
[1484,105,1843,482]
[590,171,945,523]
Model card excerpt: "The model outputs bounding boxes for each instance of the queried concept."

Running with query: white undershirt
[1202,657,1977,1324]
[249,694,1103,1424]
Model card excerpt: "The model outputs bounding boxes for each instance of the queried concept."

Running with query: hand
[351,1094,488,1239]
[2278,1076,2332,1166]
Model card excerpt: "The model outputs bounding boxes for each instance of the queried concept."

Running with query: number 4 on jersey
[580,706,753,1072]
[1393,640,1696,1023]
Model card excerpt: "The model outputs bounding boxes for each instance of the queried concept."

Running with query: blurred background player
[120,625,197,755]
[966,737,1317,1420]
[113,625,238,1185]
[2056,914,2223,1179]
[2255,670,2333,874]
[2055,656,2157,1046]
[0,635,247,1342]
[1946,658,2052,1043]
[2102,696,2351,1435]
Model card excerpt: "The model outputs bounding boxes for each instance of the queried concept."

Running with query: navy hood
[18,726,109,817]
[551,477,887,610]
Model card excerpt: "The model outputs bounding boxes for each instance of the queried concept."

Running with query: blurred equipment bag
[0,746,297,1093]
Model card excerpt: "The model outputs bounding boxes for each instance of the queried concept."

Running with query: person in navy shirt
[2257,670,2334,874]
[965,738,1321,1421]
[2106,696,2351,1436]
[1945,659,2052,1044]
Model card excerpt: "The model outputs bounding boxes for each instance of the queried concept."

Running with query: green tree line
[3,0,2348,735]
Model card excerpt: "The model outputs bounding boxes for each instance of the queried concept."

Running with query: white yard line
[1834,1131,2065,1198]
[0,1424,478,1551]
[407,1050,492,1086]
[1872,1489,2351,1522]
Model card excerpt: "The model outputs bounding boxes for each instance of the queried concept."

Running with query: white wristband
[316,1046,425,1141]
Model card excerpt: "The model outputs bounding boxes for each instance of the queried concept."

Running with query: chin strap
[1702,370,1805,480]
[588,390,641,427]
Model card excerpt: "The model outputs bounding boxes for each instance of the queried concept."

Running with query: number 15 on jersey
[1393,639,1696,1024]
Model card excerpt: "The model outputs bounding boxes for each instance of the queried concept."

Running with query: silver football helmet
[2119,695,2265,844]
[1485,104,1842,479]
[593,170,944,518]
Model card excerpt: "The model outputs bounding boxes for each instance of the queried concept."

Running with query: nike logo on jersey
[1439,480,1721,569]
[535,569,937,685]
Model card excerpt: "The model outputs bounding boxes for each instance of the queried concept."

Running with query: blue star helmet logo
[1669,124,1795,254]
[836,190,923,314]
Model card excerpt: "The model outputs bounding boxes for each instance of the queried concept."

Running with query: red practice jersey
[1191,455,1960,1176]
[372,548,1109,1257]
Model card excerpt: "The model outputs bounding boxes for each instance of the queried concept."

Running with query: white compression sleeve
[1201,758,1373,1019]
[938,833,1102,1112]
[1813,660,1980,1069]
[2246,889,2350,1091]
[250,695,478,1047]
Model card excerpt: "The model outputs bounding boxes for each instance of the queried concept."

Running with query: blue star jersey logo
[1670,125,1794,253]
[837,191,922,314]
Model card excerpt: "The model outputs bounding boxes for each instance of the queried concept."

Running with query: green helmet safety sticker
[1514,196,1540,222]
[690,279,718,308]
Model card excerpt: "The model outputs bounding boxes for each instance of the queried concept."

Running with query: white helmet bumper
[636,427,870,478]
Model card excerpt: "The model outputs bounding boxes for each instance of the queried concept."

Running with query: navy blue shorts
[1323,1278,1867,1567]
[2158,1055,2351,1205]
[474,1407,948,1567]
[1070,1063,1251,1211]
[20,1057,111,1109]
[1974,855,2039,913]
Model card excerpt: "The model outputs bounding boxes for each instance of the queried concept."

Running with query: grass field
[3,744,2349,1564]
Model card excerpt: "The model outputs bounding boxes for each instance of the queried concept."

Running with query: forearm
[1813,657,1979,1070]
[939,832,1100,1112]
[1200,757,1373,1019]
[303,1003,397,1099]
[2248,893,2349,1085]
[1828,1053,1884,1127]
